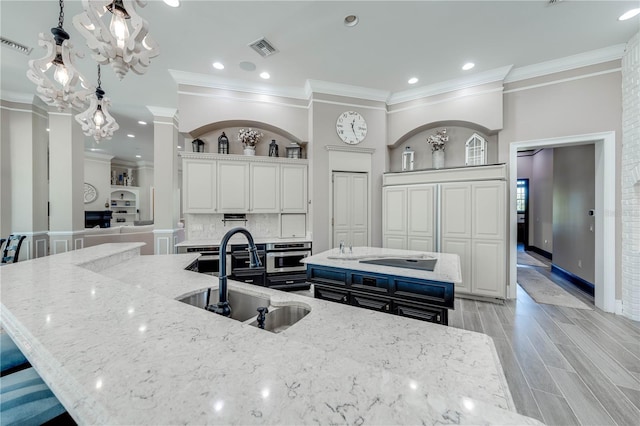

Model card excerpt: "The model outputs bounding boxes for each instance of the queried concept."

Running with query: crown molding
[146,106,178,119]
[388,65,513,105]
[0,90,35,104]
[305,79,390,103]
[84,152,115,162]
[325,144,376,154]
[504,44,626,83]
[169,69,307,100]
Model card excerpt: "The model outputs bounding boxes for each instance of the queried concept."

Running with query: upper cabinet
[181,153,308,215]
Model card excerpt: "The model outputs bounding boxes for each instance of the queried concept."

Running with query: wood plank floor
[448,251,640,425]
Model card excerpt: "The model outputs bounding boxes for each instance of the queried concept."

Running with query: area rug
[517,267,593,310]
[517,251,548,267]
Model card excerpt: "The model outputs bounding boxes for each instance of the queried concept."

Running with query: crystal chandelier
[26,0,89,111]
[73,0,160,79]
[75,65,119,142]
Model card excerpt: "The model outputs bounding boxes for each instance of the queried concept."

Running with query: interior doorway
[332,171,368,248]
[509,132,616,313]
[516,178,529,248]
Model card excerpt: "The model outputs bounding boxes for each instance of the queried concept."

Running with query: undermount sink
[178,289,270,322]
[359,257,438,271]
[249,305,310,333]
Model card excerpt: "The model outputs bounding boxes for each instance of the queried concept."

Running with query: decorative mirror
[465,133,487,166]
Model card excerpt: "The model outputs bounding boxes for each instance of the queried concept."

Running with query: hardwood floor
[448,251,640,425]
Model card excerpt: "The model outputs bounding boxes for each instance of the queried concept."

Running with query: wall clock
[336,111,367,145]
[84,182,98,204]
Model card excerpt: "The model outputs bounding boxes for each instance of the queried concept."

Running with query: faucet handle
[256,306,269,329]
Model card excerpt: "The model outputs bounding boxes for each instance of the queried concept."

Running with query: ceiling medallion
[26,0,90,111]
[73,0,160,79]
[76,65,119,142]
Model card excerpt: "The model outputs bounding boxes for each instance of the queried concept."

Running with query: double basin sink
[178,289,309,333]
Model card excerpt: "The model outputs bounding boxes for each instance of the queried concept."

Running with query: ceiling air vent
[1,37,32,55]
[249,37,278,58]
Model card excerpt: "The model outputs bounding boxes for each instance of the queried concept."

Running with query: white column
[48,110,85,254]
[0,98,50,259]
[147,106,184,254]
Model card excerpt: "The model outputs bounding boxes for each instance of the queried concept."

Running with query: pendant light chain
[97,65,101,89]
[58,0,64,28]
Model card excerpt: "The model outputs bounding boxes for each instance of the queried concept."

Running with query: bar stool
[1,234,26,264]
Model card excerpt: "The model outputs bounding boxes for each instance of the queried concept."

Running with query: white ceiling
[1,0,638,163]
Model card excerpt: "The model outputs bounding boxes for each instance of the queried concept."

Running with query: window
[516,180,527,213]
[465,133,487,166]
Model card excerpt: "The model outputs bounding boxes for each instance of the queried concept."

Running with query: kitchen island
[0,243,540,424]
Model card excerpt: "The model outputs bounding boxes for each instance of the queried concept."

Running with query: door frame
[508,131,616,313]
[516,178,529,248]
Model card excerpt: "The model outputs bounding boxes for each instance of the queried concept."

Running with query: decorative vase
[244,146,256,156]
[432,150,445,169]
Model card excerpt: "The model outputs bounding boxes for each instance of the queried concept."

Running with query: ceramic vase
[244,146,256,156]
[432,150,445,169]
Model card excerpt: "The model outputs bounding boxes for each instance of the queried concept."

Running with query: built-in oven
[185,246,221,276]
[229,244,266,286]
[265,242,312,291]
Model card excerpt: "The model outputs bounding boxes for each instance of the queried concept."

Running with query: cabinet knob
[342,296,347,302]
[385,304,390,311]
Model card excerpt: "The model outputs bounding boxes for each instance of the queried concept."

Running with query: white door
[407,184,436,251]
[333,172,368,248]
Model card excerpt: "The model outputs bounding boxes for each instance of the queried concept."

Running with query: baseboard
[526,245,552,260]
[551,264,595,297]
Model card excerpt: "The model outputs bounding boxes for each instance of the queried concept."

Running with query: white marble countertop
[303,247,462,284]
[176,236,312,248]
[0,244,541,425]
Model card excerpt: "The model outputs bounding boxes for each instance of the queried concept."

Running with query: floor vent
[1,37,32,55]
[249,37,278,57]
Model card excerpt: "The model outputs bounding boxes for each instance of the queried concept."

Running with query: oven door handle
[198,255,220,261]
[266,251,310,258]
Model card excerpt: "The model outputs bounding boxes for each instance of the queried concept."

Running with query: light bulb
[53,63,70,86]
[109,11,129,49]
[94,106,105,128]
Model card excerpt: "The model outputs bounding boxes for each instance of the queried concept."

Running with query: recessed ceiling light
[344,15,359,27]
[90,148,98,151]
[46,128,50,132]
[462,62,475,71]
[260,72,270,79]
[408,77,419,85]
[127,134,135,138]
[619,8,640,21]
[213,62,224,70]
[138,120,147,125]
[135,154,142,158]
[163,0,180,7]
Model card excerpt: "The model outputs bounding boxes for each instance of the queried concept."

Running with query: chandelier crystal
[26,0,89,111]
[76,65,119,142]
[73,0,160,79]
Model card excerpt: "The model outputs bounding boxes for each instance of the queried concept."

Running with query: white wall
[84,153,113,214]
[531,149,554,252]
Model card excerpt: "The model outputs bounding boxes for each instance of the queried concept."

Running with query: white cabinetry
[281,164,307,213]
[383,165,507,299]
[217,161,249,212]
[110,187,139,226]
[250,163,279,213]
[183,159,216,213]
[382,185,435,252]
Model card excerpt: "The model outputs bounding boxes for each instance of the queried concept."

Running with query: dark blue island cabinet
[307,264,455,325]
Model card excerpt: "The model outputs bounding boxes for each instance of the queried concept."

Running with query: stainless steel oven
[265,242,311,274]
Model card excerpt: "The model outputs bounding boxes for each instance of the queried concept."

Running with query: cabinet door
[441,183,471,239]
[382,186,407,237]
[217,161,249,212]
[472,181,505,240]
[441,238,472,294]
[350,292,392,313]
[183,160,216,213]
[250,163,279,213]
[383,235,407,250]
[314,285,349,304]
[281,164,307,213]
[471,239,505,298]
[407,184,435,251]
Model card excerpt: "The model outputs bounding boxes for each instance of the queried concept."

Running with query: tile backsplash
[185,214,281,240]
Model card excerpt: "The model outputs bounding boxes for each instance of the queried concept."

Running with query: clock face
[84,183,98,204]
[336,111,367,145]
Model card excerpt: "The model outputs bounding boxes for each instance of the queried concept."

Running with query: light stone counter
[0,243,541,425]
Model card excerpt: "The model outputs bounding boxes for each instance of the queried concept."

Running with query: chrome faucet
[206,227,262,317]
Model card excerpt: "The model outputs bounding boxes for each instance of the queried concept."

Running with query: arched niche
[184,120,304,157]
[388,120,498,173]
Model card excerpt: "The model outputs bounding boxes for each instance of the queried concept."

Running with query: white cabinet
[110,187,139,226]
[183,160,216,213]
[281,164,307,213]
[382,165,507,299]
[217,161,249,212]
[382,184,435,252]
[250,163,279,213]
